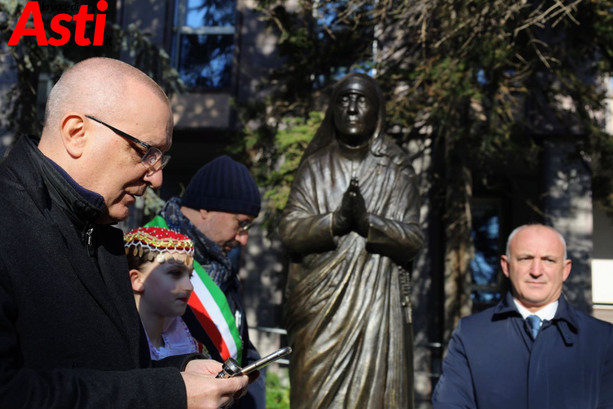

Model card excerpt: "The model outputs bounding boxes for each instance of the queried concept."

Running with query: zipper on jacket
[82,224,95,256]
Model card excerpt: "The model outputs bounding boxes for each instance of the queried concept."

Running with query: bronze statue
[279,73,425,409]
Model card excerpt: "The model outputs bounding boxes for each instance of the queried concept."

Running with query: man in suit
[432,224,613,409]
[0,57,248,409]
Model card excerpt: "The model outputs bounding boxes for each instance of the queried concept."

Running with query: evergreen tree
[240,0,613,339]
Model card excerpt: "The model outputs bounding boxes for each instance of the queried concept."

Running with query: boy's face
[135,253,194,318]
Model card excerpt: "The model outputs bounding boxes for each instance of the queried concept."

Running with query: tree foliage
[239,0,613,335]
[244,0,613,198]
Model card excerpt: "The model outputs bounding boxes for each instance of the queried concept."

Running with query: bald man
[432,224,613,409]
[0,58,248,409]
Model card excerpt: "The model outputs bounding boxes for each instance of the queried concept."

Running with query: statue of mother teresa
[279,73,425,409]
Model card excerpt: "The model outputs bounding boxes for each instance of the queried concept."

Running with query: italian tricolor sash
[145,216,243,362]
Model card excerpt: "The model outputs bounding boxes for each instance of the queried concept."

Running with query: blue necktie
[526,315,541,340]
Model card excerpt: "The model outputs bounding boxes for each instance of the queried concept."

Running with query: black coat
[0,136,189,409]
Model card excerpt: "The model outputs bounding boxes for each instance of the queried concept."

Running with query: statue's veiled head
[332,75,380,148]
[300,73,387,162]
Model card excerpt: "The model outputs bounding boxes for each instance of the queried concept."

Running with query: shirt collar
[494,292,579,345]
[513,298,558,321]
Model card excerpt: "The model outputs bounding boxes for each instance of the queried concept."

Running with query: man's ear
[130,269,145,293]
[60,114,87,158]
[562,259,572,282]
[199,209,210,221]
[500,255,510,279]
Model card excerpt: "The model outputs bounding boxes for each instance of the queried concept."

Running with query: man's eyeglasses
[235,216,254,233]
[85,115,170,175]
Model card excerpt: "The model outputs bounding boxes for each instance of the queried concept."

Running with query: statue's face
[333,89,378,147]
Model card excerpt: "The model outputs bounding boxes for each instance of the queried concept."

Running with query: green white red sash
[145,216,243,362]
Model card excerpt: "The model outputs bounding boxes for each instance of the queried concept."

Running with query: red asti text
[8,1,108,46]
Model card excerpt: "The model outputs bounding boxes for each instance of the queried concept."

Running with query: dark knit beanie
[181,155,261,217]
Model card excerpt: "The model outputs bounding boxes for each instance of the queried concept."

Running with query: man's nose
[144,169,163,189]
[530,260,543,276]
[235,231,249,247]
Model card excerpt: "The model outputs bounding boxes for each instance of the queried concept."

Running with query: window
[470,199,503,310]
[172,0,236,91]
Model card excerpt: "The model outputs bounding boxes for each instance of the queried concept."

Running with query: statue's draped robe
[279,140,424,409]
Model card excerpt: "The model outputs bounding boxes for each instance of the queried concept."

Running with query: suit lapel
[45,206,128,340]
[96,226,144,366]
[15,136,140,362]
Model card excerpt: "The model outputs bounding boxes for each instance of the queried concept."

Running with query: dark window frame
[470,197,505,312]
[170,0,238,93]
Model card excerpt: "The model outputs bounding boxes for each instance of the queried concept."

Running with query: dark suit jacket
[0,136,189,409]
[432,292,613,409]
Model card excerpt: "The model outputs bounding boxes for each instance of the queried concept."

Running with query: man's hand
[182,359,249,409]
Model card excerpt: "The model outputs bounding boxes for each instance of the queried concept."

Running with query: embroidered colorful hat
[124,226,194,266]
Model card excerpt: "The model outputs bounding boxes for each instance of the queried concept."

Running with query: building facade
[2,0,613,406]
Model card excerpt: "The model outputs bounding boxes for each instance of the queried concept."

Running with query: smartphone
[240,346,292,375]
[216,346,292,378]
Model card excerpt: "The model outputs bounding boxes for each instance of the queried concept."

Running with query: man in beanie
[146,155,265,409]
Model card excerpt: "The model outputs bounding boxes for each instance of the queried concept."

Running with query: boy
[125,226,208,360]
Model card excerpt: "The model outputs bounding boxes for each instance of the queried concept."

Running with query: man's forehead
[210,211,254,220]
[511,228,565,255]
[159,132,172,152]
[512,249,562,258]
